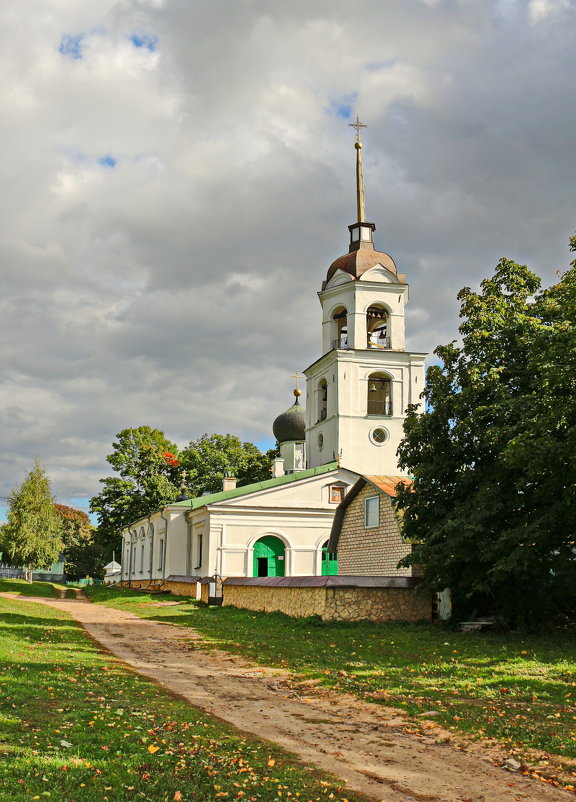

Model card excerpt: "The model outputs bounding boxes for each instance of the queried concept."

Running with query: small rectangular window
[194,534,203,570]
[364,495,379,528]
[330,485,346,504]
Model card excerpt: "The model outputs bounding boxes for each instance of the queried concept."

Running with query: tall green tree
[396,247,576,625]
[55,504,98,580]
[90,426,181,561]
[0,460,62,581]
[180,433,276,496]
[90,427,276,563]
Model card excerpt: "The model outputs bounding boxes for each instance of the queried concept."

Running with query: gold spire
[349,115,367,223]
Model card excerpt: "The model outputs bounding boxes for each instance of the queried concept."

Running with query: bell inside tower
[367,306,390,349]
[332,307,348,349]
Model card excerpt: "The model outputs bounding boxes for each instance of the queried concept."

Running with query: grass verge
[0,591,365,802]
[0,578,63,598]
[86,585,576,769]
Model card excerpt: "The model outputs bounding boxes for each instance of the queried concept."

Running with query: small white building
[103,560,122,584]
[120,463,359,584]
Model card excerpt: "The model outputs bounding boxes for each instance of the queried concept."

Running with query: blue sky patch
[99,155,117,169]
[130,32,159,52]
[329,93,358,120]
[59,33,84,60]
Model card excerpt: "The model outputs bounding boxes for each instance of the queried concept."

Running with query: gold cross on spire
[349,114,367,143]
[349,115,367,222]
[291,371,303,391]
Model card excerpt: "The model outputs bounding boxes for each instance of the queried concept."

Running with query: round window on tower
[318,433,324,451]
[370,427,388,446]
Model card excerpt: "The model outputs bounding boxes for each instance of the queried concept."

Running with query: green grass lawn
[0,589,364,802]
[0,578,64,598]
[86,585,576,767]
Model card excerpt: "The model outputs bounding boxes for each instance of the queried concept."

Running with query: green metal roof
[172,461,338,511]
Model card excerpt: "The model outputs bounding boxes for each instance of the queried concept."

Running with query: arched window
[367,305,390,349]
[367,372,392,416]
[332,307,348,349]
[318,378,328,421]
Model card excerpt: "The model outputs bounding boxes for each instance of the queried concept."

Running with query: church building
[120,120,426,587]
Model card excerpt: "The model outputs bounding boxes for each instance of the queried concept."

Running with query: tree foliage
[90,426,275,562]
[54,504,97,580]
[396,247,576,625]
[180,433,276,497]
[90,427,181,560]
[0,460,62,581]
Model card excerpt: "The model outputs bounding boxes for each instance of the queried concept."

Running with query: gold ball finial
[294,388,302,398]
[355,141,362,149]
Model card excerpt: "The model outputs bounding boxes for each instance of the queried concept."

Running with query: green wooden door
[321,544,338,576]
[253,536,285,577]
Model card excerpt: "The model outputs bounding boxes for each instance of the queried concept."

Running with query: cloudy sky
[1,0,575,519]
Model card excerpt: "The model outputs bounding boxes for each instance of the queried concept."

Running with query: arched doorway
[321,540,338,576]
[253,536,286,577]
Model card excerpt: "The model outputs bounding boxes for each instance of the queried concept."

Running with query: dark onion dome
[323,247,406,289]
[273,390,306,443]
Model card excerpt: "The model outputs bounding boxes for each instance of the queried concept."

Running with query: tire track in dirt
[5,593,572,802]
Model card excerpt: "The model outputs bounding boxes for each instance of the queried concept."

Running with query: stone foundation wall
[118,578,200,598]
[324,586,430,622]
[223,584,326,617]
[223,583,431,622]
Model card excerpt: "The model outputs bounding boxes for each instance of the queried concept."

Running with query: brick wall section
[337,484,413,576]
[223,584,430,622]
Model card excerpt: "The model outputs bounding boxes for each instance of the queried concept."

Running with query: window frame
[329,484,347,504]
[364,495,380,529]
[194,533,203,570]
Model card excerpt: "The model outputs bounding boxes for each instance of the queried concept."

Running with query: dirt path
[4,593,572,802]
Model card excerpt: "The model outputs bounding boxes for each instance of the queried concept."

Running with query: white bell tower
[304,117,426,476]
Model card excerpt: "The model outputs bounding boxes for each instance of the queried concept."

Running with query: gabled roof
[328,475,411,553]
[172,461,339,511]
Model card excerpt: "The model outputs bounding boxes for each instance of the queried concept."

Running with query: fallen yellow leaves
[147,744,160,754]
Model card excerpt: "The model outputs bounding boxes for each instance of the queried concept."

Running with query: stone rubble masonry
[338,483,414,576]
[121,577,431,621]
[223,583,430,622]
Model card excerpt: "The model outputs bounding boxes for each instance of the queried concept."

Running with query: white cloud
[529,0,572,23]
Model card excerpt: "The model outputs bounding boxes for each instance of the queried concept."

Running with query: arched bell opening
[331,306,348,349]
[321,539,338,576]
[252,535,286,578]
[367,371,393,416]
[366,305,390,349]
[317,378,328,422]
